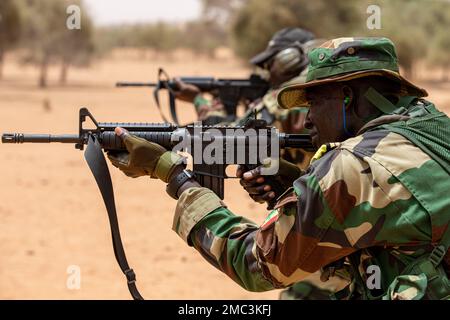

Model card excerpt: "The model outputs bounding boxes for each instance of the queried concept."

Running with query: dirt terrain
[0,50,449,299]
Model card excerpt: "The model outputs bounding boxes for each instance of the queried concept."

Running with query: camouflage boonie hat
[277,37,428,109]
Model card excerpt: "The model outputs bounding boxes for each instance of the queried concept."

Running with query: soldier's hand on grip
[237,159,303,205]
[107,127,185,182]
[173,78,201,103]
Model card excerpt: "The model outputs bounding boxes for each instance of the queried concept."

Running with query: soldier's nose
[304,112,314,130]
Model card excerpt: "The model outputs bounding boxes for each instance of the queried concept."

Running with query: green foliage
[230,0,450,76]
[0,0,21,49]
[231,0,364,61]
[58,1,95,67]
[96,19,228,58]
[428,31,450,67]
[95,23,181,52]
[16,0,95,86]
[2,0,449,82]
[180,20,228,56]
[0,0,22,77]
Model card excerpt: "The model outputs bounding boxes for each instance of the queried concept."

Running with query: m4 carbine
[116,68,270,125]
[2,108,313,300]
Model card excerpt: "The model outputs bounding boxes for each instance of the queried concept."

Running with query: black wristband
[166,169,196,200]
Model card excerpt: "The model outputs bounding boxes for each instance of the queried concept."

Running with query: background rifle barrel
[2,133,80,144]
[116,82,157,87]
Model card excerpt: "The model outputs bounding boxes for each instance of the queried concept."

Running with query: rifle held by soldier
[116,68,270,125]
[2,107,313,299]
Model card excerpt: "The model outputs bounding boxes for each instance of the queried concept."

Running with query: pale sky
[82,0,202,26]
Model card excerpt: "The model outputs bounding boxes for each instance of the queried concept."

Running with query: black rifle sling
[153,82,171,124]
[153,68,180,125]
[169,91,179,126]
[84,135,144,300]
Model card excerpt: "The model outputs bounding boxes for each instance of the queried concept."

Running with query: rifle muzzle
[2,133,80,144]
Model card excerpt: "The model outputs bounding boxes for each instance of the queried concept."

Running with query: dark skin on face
[304,83,353,147]
[235,77,397,203]
[304,79,387,147]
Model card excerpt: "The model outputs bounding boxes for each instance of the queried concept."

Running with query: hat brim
[277,69,428,109]
[250,47,279,66]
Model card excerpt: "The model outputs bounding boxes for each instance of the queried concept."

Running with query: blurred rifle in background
[116,68,270,125]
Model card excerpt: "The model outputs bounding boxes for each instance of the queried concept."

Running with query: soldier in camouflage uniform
[108,37,450,299]
[175,28,338,298]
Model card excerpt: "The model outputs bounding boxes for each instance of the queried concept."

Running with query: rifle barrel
[116,82,157,87]
[2,133,80,144]
[281,134,315,151]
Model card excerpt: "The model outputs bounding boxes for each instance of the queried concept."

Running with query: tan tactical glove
[107,127,185,182]
[236,159,303,204]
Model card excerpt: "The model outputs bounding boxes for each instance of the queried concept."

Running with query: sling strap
[430,224,450,268]
[364,87,417,115]
[84,136,144,300]
[153,68,179,125]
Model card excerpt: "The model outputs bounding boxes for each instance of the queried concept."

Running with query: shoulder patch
[261,209,279,230]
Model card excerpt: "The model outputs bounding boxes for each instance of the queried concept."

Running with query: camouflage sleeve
[169,150,364,291]
[172,143,432,292]
[193,95,226,121]
[193,94,212,117]
[172,187,275,291]
[171,156,354,291]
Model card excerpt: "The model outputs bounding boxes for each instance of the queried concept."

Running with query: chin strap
[364,87,417,115]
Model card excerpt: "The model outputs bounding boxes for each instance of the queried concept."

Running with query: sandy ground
[0,51,449,300]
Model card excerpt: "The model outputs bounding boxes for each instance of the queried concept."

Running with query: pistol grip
[241,164,283,211]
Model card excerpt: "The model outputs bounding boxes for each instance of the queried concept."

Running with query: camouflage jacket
[172,116,450,299]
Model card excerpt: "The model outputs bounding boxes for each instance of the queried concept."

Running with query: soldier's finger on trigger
[262,192,276,201]
[243,166,262,181]
[250,195,266,204]
[236,165,244,178]
[245,185,270,195]
[252,191,274,203]
[239,177,264,188]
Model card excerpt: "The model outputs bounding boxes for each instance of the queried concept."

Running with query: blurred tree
[231,0,450,79]
[231,0,364,61]
[94,23,181,59]
[138,22,181,55]
[201,0,247,25]
[180,20,227,57]
[56,0,95,85]
[18,0,94,87]
[0,0,21,79]
[176,0,245,57]
[422,0,450,81]
[365,0,428,79]
[428,31,450,81]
